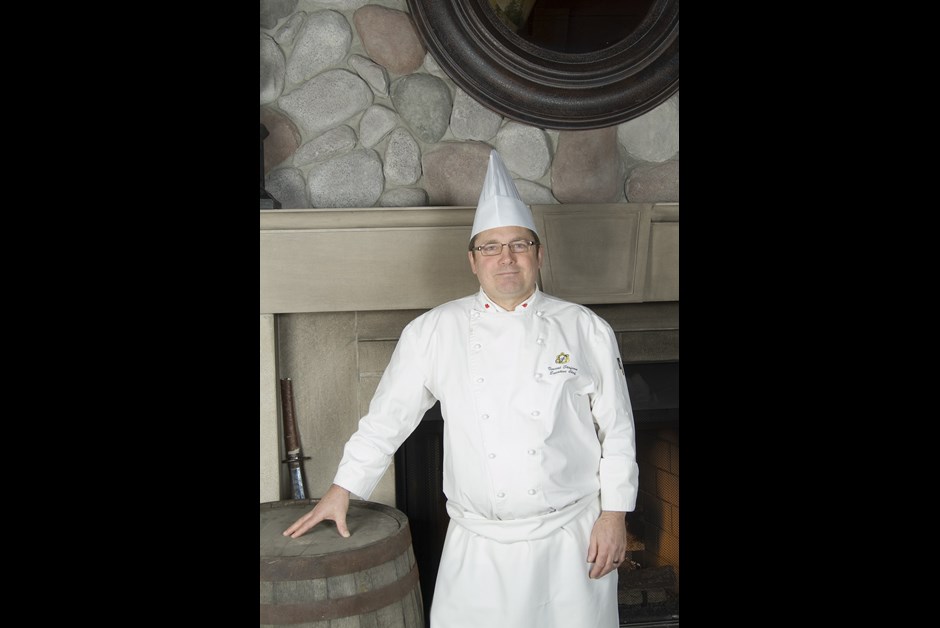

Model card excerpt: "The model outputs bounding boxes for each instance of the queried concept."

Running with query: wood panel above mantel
[260,203,678,314]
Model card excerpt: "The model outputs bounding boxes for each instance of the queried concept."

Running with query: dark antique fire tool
[279,377,310,500]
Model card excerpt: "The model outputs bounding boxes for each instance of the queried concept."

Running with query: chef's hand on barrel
[283,484,352,539]
[586,510,628,579]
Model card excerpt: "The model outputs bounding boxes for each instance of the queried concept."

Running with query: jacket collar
[475,286,541,313]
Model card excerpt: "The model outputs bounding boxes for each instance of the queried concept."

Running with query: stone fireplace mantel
[260,203,678,502]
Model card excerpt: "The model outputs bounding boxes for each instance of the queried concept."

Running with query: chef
[284,149,639,628]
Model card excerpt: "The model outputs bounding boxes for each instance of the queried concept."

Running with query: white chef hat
[470,149,538,240]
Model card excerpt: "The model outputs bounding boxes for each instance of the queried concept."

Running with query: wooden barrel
[260,499,424,627]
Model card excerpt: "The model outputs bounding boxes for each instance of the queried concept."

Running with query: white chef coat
[334,287,639,627]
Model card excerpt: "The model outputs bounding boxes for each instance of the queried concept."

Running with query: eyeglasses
[473,240,538,256]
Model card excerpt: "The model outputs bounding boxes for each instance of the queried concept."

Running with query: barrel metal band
[261,521,413,581]
[259,562,420,624]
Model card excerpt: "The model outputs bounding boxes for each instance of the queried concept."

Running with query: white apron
[430,492,619,628]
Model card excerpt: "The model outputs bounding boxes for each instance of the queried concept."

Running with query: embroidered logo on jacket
[549,352,578,375]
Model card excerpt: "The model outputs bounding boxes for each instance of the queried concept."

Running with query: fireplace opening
[394,360,679,627]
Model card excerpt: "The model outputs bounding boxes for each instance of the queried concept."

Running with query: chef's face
[468,226,543,310]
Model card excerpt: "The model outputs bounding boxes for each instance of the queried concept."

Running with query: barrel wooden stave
[261,499,424,628]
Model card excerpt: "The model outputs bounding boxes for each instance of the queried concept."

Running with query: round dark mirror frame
[405,0,679,130]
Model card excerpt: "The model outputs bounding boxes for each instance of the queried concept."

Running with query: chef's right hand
[283,483,351,539]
